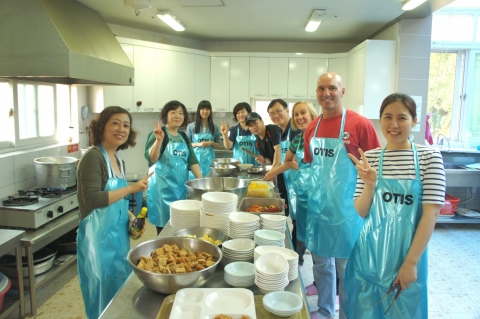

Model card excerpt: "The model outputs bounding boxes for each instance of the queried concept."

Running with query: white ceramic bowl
[255,229,285,241]
[238,163,254,171]
[260,214,287,222]
[229,212,260,224]
[263,291,303,317]
[222,238,256,252]
[224,261,255,277]
[254,246,298,262]
[202,192,238,204]
[254,252,289,275]
[170,200,202,211]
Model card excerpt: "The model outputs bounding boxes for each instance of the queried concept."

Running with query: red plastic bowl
[0,276,11,312]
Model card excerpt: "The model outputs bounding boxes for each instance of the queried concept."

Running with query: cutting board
[157,294,310,319]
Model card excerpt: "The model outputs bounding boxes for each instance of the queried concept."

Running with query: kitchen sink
[443,163,480,187]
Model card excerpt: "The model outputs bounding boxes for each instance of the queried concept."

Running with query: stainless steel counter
[0,229,25,319]
[100,223,310,319]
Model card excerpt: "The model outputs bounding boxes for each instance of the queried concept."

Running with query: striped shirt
[354,145,446,205]
[289,132,304,154]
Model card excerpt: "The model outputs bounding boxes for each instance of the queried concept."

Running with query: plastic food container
[440,194,460,215]
[0,273,11,312]
[245,181,274,198]
[238,198,285,215]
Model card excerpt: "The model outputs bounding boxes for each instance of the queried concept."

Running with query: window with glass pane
[17,83,55,139]
[432,15,474,42]
[0,82,13,145]
[428,52,458,139]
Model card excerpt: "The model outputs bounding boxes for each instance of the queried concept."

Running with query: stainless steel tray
[238,197,285,215]
[0,254,56,278]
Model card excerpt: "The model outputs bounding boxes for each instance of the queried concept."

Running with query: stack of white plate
[224,261,255,288]
[254,245,299,281]
[221,238,256,266]
[200,192,238,234]
[170,200,202,230]
[260,214,287,233]
[254,229,285,247]
[228,212,260,239]
[254,252,289,294]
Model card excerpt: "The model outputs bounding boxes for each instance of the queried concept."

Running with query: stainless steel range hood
[0,0,134,85]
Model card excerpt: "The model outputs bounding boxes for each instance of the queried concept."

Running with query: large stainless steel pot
[34,156,78,189]
[185,177,250,202]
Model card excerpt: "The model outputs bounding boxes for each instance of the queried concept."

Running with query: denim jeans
[312,254,348,319]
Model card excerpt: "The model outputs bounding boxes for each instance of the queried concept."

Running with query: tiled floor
[7,222,480,319]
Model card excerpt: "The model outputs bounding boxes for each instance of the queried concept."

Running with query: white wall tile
[39,147,62,158]
[0,184,15,198]
[398,57,430,80]
[14,177,38,192]
[399,35,432,57]
[0,157,14,188]
[13,151,39,182]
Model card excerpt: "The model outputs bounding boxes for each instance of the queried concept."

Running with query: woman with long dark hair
[186,100,221,178]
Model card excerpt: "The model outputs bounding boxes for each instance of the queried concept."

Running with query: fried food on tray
[247,204,281,212]
[136,243,216,274]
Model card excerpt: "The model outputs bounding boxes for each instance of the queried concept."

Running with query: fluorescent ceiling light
[402,0,427,10]
[305,10,326,32]
[156,11,185,31]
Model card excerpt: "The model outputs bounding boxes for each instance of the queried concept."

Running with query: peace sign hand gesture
[348,148,377,187]
[152,122,164,142]
[220,121,229,136]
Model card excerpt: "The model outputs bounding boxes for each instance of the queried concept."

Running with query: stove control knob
[47,210,54,218]
[57,206,64,213]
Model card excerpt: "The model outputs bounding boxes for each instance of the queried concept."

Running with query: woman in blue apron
[77,106,151,319]
[186,100,221,179]
[264,101,317,264]
[145,101,202,235]
[220,102,259,165]
[345,93,445,318]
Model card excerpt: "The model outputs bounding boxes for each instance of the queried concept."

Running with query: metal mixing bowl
[185,177,250,202]
[210,164,236,176]
[128,237,222,294]
[212,158,240,167]
[171,227,228,246]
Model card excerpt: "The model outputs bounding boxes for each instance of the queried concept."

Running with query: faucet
[436,134,451,153]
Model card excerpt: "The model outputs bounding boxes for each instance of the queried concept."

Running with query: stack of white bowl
[254,252,289,294]
[260,214,287,233]
[224,261,255,288]
[263,291,303,317]
[169,200,202,230]
[221,238,255,266]
[254,245,299,281]
[228,212,260,239]
[254,229,285,247]
[200,192,238,234]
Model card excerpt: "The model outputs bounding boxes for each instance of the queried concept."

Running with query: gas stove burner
[2,196,39,206]
[18,189,40,197]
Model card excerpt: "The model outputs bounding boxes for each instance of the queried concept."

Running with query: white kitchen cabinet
[345,40,395,118]
[327,57,347,86]
[307,58,328,100]
[249,57,269,98]
[157,49,177,111]
[269,58,288,99]
[230,57,250,109]
[210,57,230,112]
[178,52,195,111]
[133,45,157,112]
[288,58,309,100]
[195,55,211,107]
[90,43,134,113]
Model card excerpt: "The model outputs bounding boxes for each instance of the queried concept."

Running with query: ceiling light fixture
[305,10,326,32]
[402,0,427,10]
[156,11,185,31]
[124,0,152,16]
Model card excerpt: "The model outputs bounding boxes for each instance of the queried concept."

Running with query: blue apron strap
[338,108,346,139]
[412,143,420,180]
[237,126,240,138]
[313,115,323,136]
[99,144,114,179]
[379,147,386,179]
[287,128,291,141]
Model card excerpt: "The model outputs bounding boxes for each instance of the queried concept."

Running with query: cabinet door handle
[144,108,154,112]
[254,94,266,97]
[294,95,305,97]
[271,94,282,97]
[215,108,227,111]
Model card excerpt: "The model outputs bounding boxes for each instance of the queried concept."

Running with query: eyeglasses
[268,108,285,117]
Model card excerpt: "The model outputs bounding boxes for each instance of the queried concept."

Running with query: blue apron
[77,145,131,319]
[147,131,190,227]
[189,130,214,180]
[290,133,310,242]
[345,144,427,319]
[306,108,363,258]
[281,128,296,219]
[233,126,259,166]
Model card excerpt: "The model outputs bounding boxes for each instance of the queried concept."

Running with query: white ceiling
[74,0,444,43]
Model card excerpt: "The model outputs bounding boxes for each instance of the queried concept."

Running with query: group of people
[75,71,445,319]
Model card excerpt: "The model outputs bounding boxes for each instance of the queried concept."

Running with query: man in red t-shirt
[304,72,380,319]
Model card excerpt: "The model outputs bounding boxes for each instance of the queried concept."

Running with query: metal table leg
[26,246,36,316]
[15,246,25,318]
